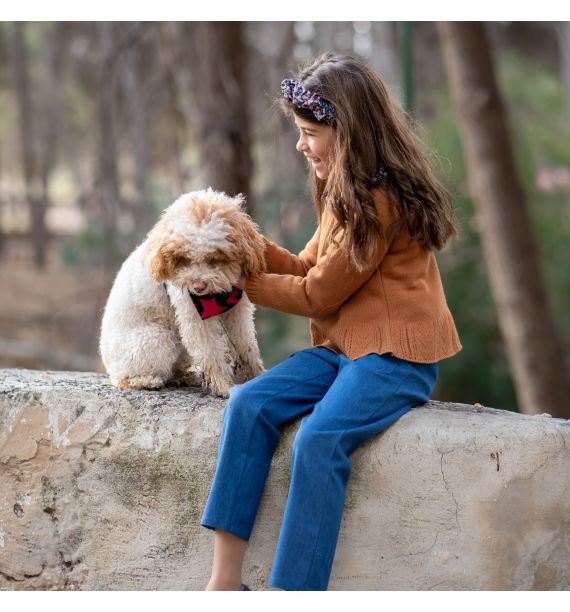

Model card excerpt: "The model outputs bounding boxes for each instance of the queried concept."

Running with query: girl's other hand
[235,275,247,290]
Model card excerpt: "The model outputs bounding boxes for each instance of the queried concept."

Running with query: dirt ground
[0,237,112,373]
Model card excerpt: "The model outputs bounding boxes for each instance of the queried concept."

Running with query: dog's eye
[174,255,191,267]
[205,254,226,266]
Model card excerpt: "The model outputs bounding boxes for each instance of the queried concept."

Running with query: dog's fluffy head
[143,188,267,294]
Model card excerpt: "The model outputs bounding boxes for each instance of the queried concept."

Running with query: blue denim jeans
[200,346,439,590]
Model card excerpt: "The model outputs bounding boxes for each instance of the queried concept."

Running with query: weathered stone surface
[0,368,568,590]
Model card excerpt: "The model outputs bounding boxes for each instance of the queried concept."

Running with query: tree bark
[246,20,308,235]
[558,22,570,112]
[156,22,188,195]
[122,25,156,239]
[60,25,93,212]
[95,22,122,273]
[10,23,48,269]
[317,21,354,55]
[188,22,253,207]
[369,22,399,92]
[438,22,570,418]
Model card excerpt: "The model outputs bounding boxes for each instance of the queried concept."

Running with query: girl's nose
[296,135,308,153]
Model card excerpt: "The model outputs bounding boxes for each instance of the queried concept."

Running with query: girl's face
[293,115,335,180]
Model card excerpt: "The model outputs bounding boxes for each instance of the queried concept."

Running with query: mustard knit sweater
[244,188,462,363]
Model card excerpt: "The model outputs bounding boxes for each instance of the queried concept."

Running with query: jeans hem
[268,574,324,591]
[199,517,251,542]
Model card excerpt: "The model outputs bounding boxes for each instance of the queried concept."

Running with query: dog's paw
[201,377,231,399]
[250,361,266,377]
[236,359,265,382]
[211,382,231,399]
[118,376,166,390]
[170,366,203,388]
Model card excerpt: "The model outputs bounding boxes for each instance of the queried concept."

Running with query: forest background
[0,21,569,417]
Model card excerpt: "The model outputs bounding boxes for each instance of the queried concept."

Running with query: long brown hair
[279,52,460,272]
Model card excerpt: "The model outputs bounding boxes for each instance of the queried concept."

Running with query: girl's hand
[234,275,247,290]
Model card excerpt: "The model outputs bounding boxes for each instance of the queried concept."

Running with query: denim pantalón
[200,346,439,591]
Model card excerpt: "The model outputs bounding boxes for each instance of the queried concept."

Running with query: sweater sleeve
[245,191,399,318]
[262,225,320,276]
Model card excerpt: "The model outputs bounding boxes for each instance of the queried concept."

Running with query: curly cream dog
[99,188,266,397]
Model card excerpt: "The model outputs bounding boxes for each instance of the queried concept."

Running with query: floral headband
[281,79,336,125]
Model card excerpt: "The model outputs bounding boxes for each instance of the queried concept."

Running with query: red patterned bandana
[189,287,243,320]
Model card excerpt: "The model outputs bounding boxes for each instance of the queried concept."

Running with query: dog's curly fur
[99,188,267,397]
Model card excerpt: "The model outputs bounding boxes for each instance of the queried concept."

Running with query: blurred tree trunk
[318,21,354,55]
[58,25,89,212]
[10,23,48,269]
[438,22,570,418]
[157,23,187,195]
[413,22,447,119]
[123,29,156,239]
[38,23,65,234]
[319,22,338,52]
[0,25,5,259]
[246,21,310,241]
[96,22,121,273]
[189,22,253,207]
[559,22,570,111]
[369,22,399,92]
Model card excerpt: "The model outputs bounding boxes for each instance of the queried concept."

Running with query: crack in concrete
[440,452,461,531]
[426,578,449,590]
[393,530,441,559]
[0,563,45,581]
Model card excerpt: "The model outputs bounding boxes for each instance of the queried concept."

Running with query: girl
[200,52,462,591]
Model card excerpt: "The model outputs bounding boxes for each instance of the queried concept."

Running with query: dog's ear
[143,219,188,282]
[230,193,247,209]
[147,244,175,282]
[228,212,267,278]
[242,237,267,278]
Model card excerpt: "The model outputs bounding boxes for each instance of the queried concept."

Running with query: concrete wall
[0,368,568,590]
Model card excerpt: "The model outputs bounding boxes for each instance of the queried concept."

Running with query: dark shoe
[239,583,250,591]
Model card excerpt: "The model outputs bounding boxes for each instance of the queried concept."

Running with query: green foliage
[252,187,316,367]
[59,218,106,268]
[421,50,570,412]
[257,310,311,368]
[499,52,570,346]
